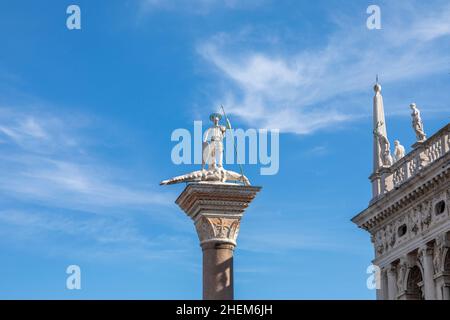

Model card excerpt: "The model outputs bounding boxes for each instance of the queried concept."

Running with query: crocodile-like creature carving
[160,167,250,186]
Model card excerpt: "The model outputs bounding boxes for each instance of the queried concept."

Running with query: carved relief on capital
[396,258,408,293]
[195,215,241,245]
[417,244,433,270]
[433,234,448,274]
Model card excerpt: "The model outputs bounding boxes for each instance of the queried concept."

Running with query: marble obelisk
[369,80,393,201]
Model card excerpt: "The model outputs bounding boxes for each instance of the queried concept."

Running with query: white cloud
[0,209,194,262]
[197,2,450,134]
[0,155,171,212]
[0,106,188,262]
[0,107,173,212]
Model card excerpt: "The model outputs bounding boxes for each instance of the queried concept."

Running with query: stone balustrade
[380,124,450,195]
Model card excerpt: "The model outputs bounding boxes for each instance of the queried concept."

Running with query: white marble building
[352,82,450,300]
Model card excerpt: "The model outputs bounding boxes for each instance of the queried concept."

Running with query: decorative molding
[355,164,449,231]
[176,183,261,247]
[176,183,261,220]
[195,216,241,246]
[370,188,449,258]
[417,244,433,268]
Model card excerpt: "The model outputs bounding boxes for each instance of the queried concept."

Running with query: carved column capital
[176,183,261,248]
[418,243,438,299]
[175,183,261,301]
[433,233,450,274]
[195,215,241,247]
[386,263,398,300]
[417,244,434,262]
[387,263,397,275]
[396,258,409,293]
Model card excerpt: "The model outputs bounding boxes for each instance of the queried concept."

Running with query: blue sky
[0,0,449,299]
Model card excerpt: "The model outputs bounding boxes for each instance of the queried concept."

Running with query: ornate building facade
[352,83,450,300]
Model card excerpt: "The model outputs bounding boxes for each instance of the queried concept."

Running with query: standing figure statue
[410,103,426,142]
[160,110,250,186]
[374,122,393,167]
[394,140,406,162]
[202,113,227,170]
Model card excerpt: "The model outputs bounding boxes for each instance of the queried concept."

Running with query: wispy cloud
[0,155,171,212]
[197,1,450,134]
[0,107,172,212]
[0,105,184,262]
[0,209,194,263]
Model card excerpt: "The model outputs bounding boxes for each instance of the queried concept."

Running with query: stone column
[176,183,261,300]
[201,242,235,299]
[377,268,388,300]
[443,285,450,300]
[387,264,398,300]
[418,245,436,300]
[433,233,450,300]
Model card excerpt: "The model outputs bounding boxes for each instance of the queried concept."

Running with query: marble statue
[394,140,406,162]
[160,112,250,186]
[202,113,226,170]
[410,103,426,142]
[374,121,393,166]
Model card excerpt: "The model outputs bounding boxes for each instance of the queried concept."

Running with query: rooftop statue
[410,103,427,142]
[373,121,393,167]
[394,140,405,162]
[160,112,250,186]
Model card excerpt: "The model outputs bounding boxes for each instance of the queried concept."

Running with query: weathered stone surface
[353,83,450,300]
[176,183,261,300]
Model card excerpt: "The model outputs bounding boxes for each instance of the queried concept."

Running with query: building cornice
[352,152,450,232]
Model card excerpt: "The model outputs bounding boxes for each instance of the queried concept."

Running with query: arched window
[444,250,450,272]
[406,266,424,300]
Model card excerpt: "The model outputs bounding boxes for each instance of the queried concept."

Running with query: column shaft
[443,286,450,300]
[377,268,388,300]
[387,267,397,300]
[202,242,234,300]
[419,246,436,300]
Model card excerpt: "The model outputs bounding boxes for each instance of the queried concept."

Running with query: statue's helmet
[209,113,222,122]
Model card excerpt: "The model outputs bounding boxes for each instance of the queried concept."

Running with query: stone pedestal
[176,182,261,300]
